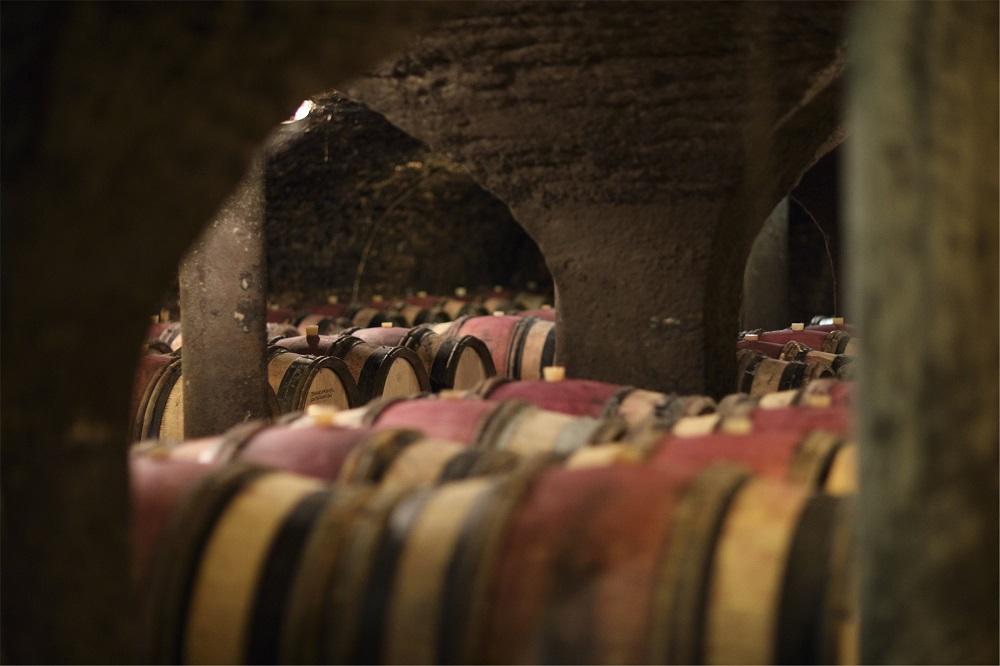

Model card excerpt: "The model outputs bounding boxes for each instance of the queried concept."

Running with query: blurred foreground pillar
[849,2,998,663]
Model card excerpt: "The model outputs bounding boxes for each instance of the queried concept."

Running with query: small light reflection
[283,99,316,124]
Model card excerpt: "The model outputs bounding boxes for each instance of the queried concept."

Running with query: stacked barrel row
[134,313,562,443]
[737,318,858,396]
[131,370,857,664]
[269,286,554,335]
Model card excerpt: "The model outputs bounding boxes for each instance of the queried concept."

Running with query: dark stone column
[347,1,847,395]
[849,2,999,662]
[179,159,269,438]
[1,3,448,660]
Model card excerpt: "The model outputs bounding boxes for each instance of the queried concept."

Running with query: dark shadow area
[787,147,842,321]
[741,147,843,331]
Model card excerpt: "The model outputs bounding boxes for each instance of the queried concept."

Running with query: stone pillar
[179,159,270,438]
[848,2,998,663]
[1,4,445,659]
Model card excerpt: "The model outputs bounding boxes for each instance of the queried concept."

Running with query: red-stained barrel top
[452,315,522,376]
[130,456,218,580]
[485,379,621,418]
[238,424,372,480]
[371,398,500,444]
[351,326,410,348]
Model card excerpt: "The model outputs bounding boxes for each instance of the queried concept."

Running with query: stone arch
[739,145,845,332]
[345,2,848,395]
[3,1,847,660]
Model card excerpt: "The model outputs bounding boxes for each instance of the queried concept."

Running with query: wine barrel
[808,316,858,336]
[320,458,551,664]
[649,428,851,491]
[155,322,184,351]
[736,348,807,396]
[343,304,408,329]
[130,454,220,581]
[737,337,786,358]
[356,324,497,391]
[163,420,405,482]
[671,399,851,441]
[295,312,341,336]
[759,325,852,355]
[135,355,185,443]
[480,462,851,664]
[472,377,716,431]
[334,428,523,491]
[752,378,854,411]
[514,306,557,321]
[266,347,359,413]
[140,459,854,665]
[132,355,282,444]
[778,339,851,381]
[266,322,301,343]
[143,464,332,664]
[147,320,173,344]
[438,297,488,321]
[400,327,496,391]
[704,477,853,664]
[140,414,495,490]
[481,295,517,314]
[275,334,430,403]
[398,302,451,327]
[131,352,177,441]
[365,396,626,456]
[439,315,556,380]
[513,291,549,311]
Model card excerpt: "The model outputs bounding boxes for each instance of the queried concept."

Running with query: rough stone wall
[264,92,549,304]
[346,1,846,394]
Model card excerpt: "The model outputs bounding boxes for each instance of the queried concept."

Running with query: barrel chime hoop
[507,316,537,378]
[285,486,375,664]
[354,489,436,664]
[440,458,554,663]
[143,463,267,663]
[217,420,274,463]
[773,494,844,664]
[473,375,512,400]
[648,464,751,665]
[144,358,183,440]
[473,399,532,451]
[243,489,331,664]
[600,385,638,420]
[322,487,413,663]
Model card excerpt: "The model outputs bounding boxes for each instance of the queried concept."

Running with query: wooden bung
[543,365,565,382]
